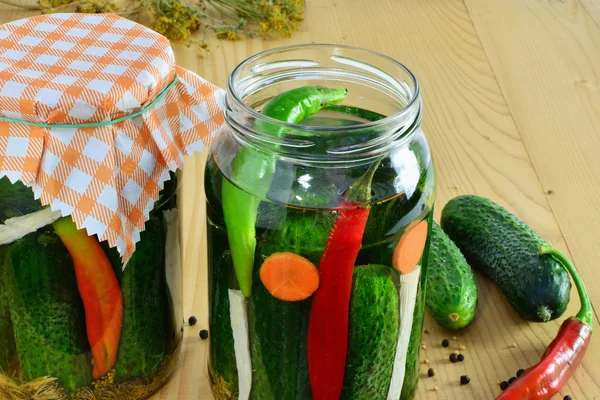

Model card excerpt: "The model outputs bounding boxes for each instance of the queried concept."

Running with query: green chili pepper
[222,86,347,296]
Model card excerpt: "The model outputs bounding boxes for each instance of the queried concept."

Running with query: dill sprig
[0,0,305,45]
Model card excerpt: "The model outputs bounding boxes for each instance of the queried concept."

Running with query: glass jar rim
[226,43,421,133]
[223,43,423,164]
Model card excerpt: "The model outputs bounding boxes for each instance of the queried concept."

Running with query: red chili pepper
[307,161,380,400]
[497,246,593,400]
[53,217,123,379]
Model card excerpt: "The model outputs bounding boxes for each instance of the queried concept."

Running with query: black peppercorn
[508,377,517,384]
[460,375,470,385]
[563,396,572,400]
[457,354,465,362]
[500,381,509,390]
[428,368,435,377]
[516,369,525,377]
[199,329,209,340]
[442,339,450,347]
[188,316,197,326]
[449,353,458,363]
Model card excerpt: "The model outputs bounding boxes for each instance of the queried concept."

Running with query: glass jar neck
[224,44,422,166]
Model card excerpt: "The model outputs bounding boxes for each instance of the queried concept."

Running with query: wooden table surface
[2,0,600,399]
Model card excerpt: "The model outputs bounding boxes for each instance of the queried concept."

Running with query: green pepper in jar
[221,86,347,296]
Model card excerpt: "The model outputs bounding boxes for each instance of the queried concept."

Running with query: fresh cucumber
[104,215,167,380]
[341,265,399,400]
[249,210,334,400]
[426,221,478,329]
[440,195,571,322]
[3,228,93,393]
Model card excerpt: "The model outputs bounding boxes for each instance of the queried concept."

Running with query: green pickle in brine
[206,88,434,400]
[0,176,182,400]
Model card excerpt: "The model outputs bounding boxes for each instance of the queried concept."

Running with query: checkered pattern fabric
[0,14,226,262]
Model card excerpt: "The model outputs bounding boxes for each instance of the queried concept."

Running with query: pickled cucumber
[3,228,92,393]
[341,265,399,399]
[249,211,334,400]
[0,247,16,370]
[106,215,167,380]
[208,220,239,399]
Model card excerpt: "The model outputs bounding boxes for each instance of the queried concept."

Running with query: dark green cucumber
[440,195,571,322]
[3,228,92,393]
[104,215,167,380]
[0,178,43,223]
[248,277,312,400]
[249,210,334,400]
[426,221,478,329]
[341,265,399,400]
[207,219,238,399]
[0,246,16,371]
[0,179,51,373]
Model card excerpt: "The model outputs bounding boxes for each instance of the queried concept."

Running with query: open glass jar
[205,44,435,400]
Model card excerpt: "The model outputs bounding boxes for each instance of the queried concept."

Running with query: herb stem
[206,0,238,20]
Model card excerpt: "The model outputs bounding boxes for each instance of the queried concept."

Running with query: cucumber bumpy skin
[341,265,399,400]
[440,195,571,323]
[249,211,334,400]
[426,221,478,330]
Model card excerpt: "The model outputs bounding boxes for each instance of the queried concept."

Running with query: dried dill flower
[0,0,306,45]
[258,0,304,39]
[38,0,76,13]
[208,0,305,39]
[148,0,200,43]
[216,30,242,40]
[77,0,119,13]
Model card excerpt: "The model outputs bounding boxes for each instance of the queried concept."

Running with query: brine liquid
[206,160,434,400]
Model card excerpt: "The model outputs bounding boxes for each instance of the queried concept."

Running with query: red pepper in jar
[496,246,593,400]
[307,161,380,400]
[53,217,123,379]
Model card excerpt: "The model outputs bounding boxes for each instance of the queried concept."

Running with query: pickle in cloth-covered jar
[0,13,225,400]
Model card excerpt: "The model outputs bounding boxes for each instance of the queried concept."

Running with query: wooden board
[0,0,597,399]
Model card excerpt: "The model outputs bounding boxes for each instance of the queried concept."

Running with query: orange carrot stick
[393,219,429,273]
[260,252,320,302]
[53,217,123,379]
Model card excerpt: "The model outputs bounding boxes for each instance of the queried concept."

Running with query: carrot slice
[393,219,429,274]
[260,252,320,302]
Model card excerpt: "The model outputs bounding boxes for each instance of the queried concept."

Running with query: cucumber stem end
[538,246,593,329]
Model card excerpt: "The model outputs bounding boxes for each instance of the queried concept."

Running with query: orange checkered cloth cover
[0,13,226,262]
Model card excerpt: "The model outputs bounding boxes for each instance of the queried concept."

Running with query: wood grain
[581,0,600,26]
[0,0,596,399]
[464,0,600,398]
